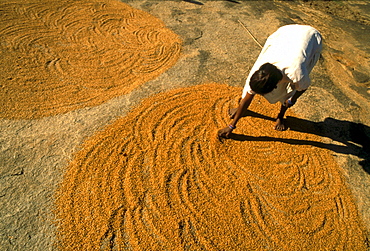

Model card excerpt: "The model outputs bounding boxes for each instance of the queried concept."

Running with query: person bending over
[218,24,323,139]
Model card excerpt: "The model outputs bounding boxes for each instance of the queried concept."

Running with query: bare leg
[275,104,289,131]
[275,90,306,131]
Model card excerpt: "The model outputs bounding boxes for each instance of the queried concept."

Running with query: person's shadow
[229,110,370,174]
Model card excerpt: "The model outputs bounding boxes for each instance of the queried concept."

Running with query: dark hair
[249,63,283,94]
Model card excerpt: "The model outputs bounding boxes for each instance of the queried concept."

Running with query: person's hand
[218,127,233,139]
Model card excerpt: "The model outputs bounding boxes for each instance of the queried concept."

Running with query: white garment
[242,24,323,104]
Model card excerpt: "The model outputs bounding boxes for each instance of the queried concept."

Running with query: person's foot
[228,108,238,119]
[274,117,287,131]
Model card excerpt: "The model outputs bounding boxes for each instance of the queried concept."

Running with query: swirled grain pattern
[0,0,181,119]
[55,83,367,250]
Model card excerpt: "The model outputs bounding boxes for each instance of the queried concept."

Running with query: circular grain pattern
[0,0,181,119]
[55,83,367,250]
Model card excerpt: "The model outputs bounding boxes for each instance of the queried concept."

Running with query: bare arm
[218,93,255,139]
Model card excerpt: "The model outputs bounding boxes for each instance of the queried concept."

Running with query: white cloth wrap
[242,24,323,104]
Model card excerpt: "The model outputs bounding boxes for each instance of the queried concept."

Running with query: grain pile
[0,0,181,119]
[55,83,367,250]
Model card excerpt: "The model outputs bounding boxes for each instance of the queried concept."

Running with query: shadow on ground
[229,111,370,174]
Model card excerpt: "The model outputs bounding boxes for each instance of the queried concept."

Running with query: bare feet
[274,117,287,131]
[228,108,238,119]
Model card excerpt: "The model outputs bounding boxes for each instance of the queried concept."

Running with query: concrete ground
[0,0,369,250]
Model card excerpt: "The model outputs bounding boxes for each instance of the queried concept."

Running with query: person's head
[249,63,283,95]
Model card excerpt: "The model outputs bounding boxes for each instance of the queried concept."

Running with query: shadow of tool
[183,0,204,5]
[229,110,370,174]
[226,0,241,3]
[182,0,241,5]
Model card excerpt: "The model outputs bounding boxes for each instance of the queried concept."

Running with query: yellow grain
[55,83,367,250]
[0,0,181,119]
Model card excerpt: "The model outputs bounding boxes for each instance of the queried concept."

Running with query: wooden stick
[238,20,263,49]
